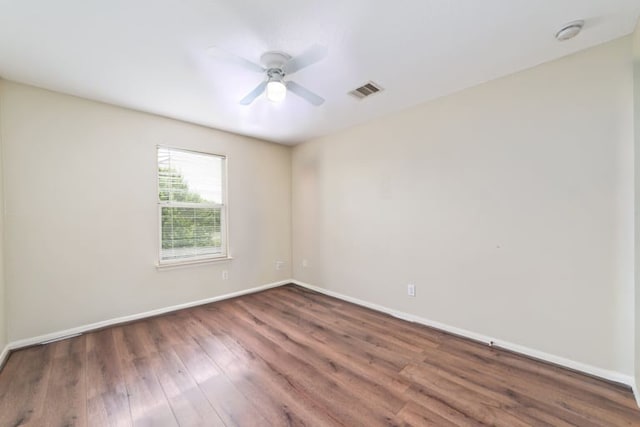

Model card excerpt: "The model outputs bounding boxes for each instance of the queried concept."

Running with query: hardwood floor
[0,284,639,426]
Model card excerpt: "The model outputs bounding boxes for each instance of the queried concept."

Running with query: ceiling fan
[208,45,327,106]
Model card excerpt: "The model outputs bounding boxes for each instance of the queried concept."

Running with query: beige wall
[633,21,640,396]
[0,82,5,353]
[292,37,635,376]
[0,81,292,342]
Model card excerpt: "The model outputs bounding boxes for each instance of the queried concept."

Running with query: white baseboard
[633,381,640,408]
[7,280,290,351]
[0,344,9,369]
[291,280,635,389]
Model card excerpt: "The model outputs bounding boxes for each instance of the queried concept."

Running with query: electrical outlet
[275,261,285,270]
[222,270,228,280]
[407,283,416,297]
[302,259,309,268]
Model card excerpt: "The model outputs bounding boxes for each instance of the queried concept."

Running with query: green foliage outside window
[159,167,221,252]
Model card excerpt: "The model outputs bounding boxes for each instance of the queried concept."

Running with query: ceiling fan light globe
[266,80,286,103]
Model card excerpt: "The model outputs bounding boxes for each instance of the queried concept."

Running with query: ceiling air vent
[349,81,383,100]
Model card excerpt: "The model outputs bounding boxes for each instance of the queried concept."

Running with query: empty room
[1,1,640,426]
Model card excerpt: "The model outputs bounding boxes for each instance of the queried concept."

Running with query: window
[157,147,227,264]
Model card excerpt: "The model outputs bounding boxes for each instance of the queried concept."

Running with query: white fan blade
[286,81,324,106]
[207,46,265,73]
[240,81,267,105]
[285,44,328,75]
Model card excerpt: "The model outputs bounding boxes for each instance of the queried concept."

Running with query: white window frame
[156,146,230,267]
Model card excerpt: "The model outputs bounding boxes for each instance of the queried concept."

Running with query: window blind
[157,147,226,263]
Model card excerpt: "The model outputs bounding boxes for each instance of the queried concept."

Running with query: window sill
[156,256,233,270]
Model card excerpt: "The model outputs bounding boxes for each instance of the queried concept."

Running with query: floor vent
[348,81,383,99]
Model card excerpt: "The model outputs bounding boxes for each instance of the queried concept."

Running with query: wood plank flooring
[0,284,639,426]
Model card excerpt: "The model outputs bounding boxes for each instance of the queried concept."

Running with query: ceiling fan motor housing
[260,51,291,70]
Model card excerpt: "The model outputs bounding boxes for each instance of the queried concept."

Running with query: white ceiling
[0,1,638,145]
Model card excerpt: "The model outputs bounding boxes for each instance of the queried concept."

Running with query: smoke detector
[555,20,584,41]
